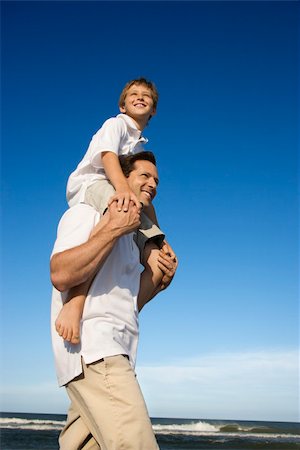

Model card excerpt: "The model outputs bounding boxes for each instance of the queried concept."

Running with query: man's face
[127,160,159,208]
[119,83,156,123]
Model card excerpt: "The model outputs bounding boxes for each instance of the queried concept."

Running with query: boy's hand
[108,188,141,213]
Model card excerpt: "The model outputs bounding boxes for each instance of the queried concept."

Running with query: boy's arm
[137,243,178,312]
[101,151,140,212]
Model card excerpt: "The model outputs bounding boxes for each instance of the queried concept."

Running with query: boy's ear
[119,104,126,113]
[150,107,157,117]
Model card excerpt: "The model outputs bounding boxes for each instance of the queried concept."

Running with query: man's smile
[141,189,153,200]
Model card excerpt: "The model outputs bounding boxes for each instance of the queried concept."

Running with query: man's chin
[140,197,151,208]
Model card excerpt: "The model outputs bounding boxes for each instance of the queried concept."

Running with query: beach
[1,412,299,450]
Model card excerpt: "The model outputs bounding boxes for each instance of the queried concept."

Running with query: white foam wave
[152,421,300,441]
[0,417,65,431]
[153,421,219,433]
[1,418,299,441]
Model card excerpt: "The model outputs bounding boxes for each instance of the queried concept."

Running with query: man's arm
[51,201,141,292]
[102,151,140,211]
[137,243,178,312]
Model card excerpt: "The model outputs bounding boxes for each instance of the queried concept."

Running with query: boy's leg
[84,180,115,215]
[55,279,91,344]
[136,212,165,253]
[63,355,159,450]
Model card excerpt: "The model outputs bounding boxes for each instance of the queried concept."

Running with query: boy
[55,78,172,344]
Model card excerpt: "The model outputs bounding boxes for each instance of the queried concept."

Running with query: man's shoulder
[58,204,100,229]
[53,204,100,255]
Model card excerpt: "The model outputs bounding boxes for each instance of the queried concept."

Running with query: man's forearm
[138,269,167,312]
[138,245,178,311]
[137,244,162,311]
[137,270,158,312]
[50,215,119,292]
[51,201,141,292]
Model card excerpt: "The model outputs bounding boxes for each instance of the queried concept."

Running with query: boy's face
[127,160,159,208]
[119,83,156,127]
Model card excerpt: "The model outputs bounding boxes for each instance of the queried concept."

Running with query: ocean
[0,412,299,450]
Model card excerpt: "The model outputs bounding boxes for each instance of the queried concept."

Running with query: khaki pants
[59,355,159,450]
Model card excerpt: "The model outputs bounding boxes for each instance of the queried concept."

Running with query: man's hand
[106,199,141,236]
[157,248,178,291]
[160,240,175,259]
[137,245,178,311]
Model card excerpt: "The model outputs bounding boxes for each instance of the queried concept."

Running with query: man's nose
[148,177,157,188]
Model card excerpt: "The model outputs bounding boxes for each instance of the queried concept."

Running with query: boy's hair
[119,78,159,110]
[119,151,157,178]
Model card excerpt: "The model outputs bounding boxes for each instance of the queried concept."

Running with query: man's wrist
[99,212,128,240]
[91,214,120,242]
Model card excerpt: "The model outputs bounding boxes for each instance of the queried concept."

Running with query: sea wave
[153,421,219,433]
[219,423,299,434]
[1,416,300,444]
[153,421,300,441]
[0,417,65,431]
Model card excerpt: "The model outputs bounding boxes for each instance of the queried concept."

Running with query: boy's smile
[134,102,148,109]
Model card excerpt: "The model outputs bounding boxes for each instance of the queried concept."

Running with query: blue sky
[1,1,299,422]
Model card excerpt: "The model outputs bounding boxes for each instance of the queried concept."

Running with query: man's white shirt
[51,204,142,386]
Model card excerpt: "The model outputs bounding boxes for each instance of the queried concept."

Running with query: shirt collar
[117,113,148,143]
[117,113,139,130]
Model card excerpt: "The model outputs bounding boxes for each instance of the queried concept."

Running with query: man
[50,151,177,449]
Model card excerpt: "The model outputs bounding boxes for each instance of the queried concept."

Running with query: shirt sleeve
[51,204,100,256]
[90,117,126,168]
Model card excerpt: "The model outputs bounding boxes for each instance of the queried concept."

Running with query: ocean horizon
[0,411,299,450]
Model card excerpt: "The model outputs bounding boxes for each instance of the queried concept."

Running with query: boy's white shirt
[67,114,148,207]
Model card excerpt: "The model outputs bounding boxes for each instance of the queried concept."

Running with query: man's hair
[119,151,157,178]
[118,78,159,110]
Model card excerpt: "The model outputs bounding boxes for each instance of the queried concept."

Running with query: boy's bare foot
[55,301,82,344]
